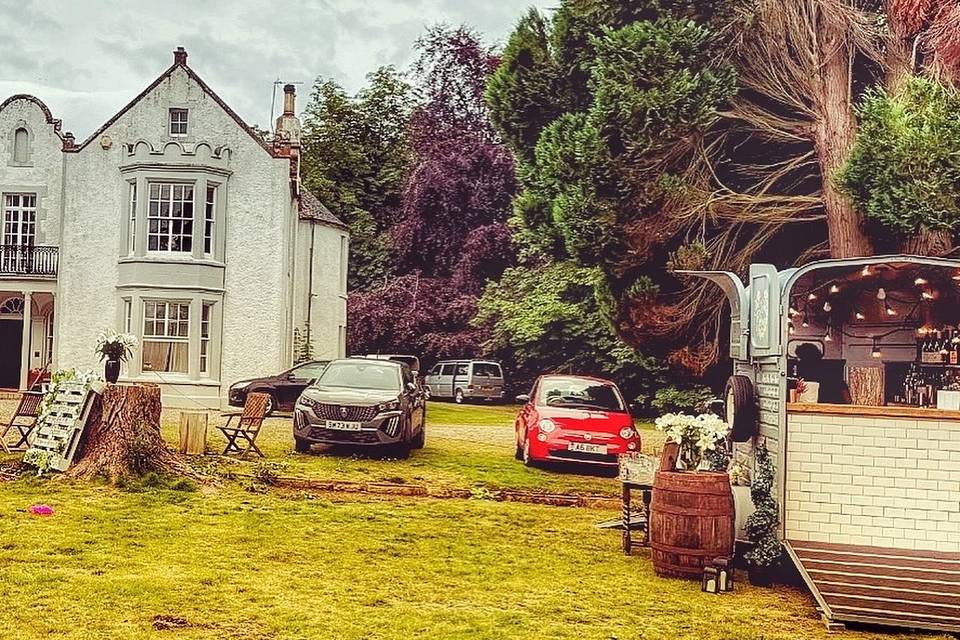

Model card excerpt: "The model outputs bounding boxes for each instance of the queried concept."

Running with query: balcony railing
[0,245,59,278]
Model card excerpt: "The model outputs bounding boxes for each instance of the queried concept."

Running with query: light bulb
[861,265,871,277]
[789,307,799,317]
[915,277,928,286]
[808,293,817,301]
[801,314,809,328]
[824,332,833,342]
[872,346,882,358]
[830,284,840,294]
[886,303,897,316]
[823,302,832,312]
[788,324,796,335]
[855,311,866,320]
[877,287,886,300]
[922,291,935,300]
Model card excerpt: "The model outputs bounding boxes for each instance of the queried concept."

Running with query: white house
[0,47,348,408]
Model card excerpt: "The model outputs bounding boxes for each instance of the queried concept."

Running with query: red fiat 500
[514,375,640,468]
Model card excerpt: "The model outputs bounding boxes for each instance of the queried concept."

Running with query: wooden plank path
[787,539,960,634]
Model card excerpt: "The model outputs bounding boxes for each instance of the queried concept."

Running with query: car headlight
[377,400,401,413]
[619,426,637,439]
[538,419,556,433]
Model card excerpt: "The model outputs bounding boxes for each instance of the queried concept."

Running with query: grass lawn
[0,400,665,498]
[0,479,940,640]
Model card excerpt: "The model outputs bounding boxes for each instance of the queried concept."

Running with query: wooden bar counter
[787,401,960,420]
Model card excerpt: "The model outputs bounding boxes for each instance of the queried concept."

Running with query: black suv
[293,358,426,458]
[228,360,329,414]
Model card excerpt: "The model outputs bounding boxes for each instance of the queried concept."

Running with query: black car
[293,358,426,458]
[228,360,330,414]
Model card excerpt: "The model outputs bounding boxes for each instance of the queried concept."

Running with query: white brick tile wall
[786,413,960,553]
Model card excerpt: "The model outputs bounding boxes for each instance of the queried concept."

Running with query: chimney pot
[283,84,296,115]
[173,47,188,65]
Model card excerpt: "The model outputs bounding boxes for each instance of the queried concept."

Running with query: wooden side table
[621,481,652,555]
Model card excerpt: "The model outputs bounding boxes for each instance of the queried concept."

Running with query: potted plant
[743,440,782,586]
[94,330,137,384]
[649,412,734,578]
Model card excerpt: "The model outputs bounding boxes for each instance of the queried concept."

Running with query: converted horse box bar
[684,256,960,634]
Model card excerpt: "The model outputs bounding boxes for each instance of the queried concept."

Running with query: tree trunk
[813,20,873,259]
[902,227,954,256]
[66,383,205,483]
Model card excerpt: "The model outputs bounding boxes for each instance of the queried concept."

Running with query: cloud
[0,0,554,138]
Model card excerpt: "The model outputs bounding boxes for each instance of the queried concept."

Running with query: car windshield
[316,362,401,391]
[536,378,625,412]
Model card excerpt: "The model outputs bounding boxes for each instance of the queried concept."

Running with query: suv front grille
[313,403,378,422]
[309,427,382,444]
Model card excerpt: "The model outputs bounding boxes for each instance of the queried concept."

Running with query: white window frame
[169,108,188,137]
[203,185,216,256]
[3,193,37,246]
[199,302,213,375]
[142,300,190,374]
[127,181,137,255]
[147,182,194,254]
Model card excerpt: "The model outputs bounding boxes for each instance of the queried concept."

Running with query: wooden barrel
[649,470,734,579]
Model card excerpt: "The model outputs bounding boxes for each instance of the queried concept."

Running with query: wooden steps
[788,540,960,634]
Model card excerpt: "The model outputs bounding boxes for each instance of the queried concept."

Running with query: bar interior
[787,260,960,410]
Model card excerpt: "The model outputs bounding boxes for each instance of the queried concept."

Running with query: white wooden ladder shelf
[25,381,104,472]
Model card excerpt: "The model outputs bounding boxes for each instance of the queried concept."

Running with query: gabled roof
[73,49,274,156]
[0,94,65,139]
[299,187,348,230]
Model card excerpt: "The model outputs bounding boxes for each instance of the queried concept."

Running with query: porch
[0,288,57,391]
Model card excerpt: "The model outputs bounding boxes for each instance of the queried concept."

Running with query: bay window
[148,183,194,253]
[204,185,216,256]
[142,300,190,374]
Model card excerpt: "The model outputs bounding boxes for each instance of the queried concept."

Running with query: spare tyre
[724,375,757,442]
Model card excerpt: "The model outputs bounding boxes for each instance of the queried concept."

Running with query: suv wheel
[294,436,311,453]
[454,389,465,404]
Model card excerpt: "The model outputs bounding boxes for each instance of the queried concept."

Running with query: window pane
[142,341,188,373]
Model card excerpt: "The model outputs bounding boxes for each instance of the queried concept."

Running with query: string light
[823,301,832,312]
[788,307,799,317]
[861,265,871,277]
[855,310,866,321]
[801,313,809,328]
[922,290,936,300]
[829,284,840,294]
[871,338,882,359]
[877,287,886,300]
[915,277,928,286]
[808,292,817,301]
[885,301,897,316]
[788,324,796,335]
[823,329,833,342]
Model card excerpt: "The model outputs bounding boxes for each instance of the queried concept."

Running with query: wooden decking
[787,540,960,634]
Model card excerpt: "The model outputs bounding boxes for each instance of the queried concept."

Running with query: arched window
[12,127,29,164]
[0,296,24,316]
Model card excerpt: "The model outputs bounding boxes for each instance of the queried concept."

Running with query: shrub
[744,440,782,568]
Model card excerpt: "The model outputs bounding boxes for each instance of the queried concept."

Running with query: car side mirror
[515,394,530,404]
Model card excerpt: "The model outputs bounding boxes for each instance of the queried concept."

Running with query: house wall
[0,97,65,248]
[785,410,960,553]
[57,67,307,407]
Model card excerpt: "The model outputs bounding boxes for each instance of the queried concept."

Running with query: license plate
[569,442,606,455]
[325,420,363,431]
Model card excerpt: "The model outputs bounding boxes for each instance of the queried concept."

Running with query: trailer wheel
[725,375,757,442]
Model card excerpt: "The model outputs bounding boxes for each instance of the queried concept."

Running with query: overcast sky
[0,0,553,140]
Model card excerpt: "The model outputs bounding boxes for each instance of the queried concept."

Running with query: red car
[514,375,640,468]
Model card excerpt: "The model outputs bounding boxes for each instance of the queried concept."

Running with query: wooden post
[178,411,208,455]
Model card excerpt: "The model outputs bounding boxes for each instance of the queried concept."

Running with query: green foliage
[301,67,415,290]
[474,262,665,401]
[839,76,960,237]
[487,9,565,159]
[650,385,715,414]
[744,441,782,568]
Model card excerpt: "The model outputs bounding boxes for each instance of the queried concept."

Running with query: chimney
[173,46,188,66]
[283,84,296,116]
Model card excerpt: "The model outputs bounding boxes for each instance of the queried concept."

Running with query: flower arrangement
[729,460,751,486]
[95,330,138,362]
[654,412,731,471]
[795,378,807,396]
[37,368,101,424]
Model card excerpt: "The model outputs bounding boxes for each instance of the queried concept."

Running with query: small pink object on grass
[29,504,54,516]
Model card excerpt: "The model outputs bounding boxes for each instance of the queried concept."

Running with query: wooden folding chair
[1,391,43,453]
[217,392,269,458]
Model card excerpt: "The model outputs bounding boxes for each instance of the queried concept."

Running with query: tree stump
[66,383,205,483]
